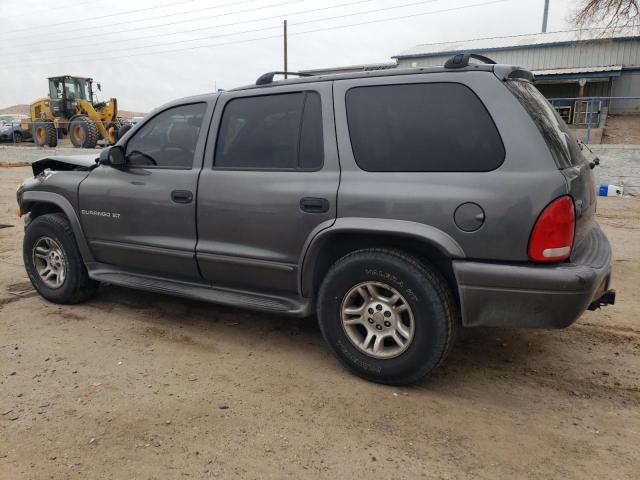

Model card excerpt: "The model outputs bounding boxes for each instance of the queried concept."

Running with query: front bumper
[453,222,613,328]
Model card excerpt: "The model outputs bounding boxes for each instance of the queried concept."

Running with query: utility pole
[541,0,549,32]
[284,19,288,78]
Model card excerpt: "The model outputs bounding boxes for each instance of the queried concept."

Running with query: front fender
[20,191,94,264]
[299,217,465,297]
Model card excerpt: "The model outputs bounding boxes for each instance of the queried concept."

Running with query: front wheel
[23,213,98,304]
[317,248,457,385]
[69,116,99,148]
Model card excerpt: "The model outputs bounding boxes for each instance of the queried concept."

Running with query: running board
[87,266,311,317]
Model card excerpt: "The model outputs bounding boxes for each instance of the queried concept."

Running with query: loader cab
[48,76,93,118]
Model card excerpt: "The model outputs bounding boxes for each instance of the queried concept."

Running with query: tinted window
[125,103,206,168]
[505,79,585,169]
[215,92,323,169]
[345,83,504,172]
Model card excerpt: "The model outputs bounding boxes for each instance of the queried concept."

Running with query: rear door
[196,81,339,295]
[79,101,213,280]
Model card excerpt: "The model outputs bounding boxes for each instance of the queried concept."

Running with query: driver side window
[125,103,206,169]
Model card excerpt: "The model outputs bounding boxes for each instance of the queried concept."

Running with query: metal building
[393,27,640,115]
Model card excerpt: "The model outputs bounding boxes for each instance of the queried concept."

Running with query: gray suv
[16,54,615,385]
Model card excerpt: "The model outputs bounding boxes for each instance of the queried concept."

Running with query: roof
[394,27,640,59]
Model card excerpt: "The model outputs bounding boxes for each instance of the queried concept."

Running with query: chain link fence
[0,119,132,148]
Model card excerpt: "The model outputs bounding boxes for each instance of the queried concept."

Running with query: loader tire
[69,116,99,148]
[32,120,57,147]
[107,117,124,144]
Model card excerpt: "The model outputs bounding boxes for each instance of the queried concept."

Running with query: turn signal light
[528,196,575,262]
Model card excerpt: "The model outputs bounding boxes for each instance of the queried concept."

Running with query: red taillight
[528,196,575,262]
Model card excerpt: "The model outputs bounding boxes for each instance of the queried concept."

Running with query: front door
[79,101,212,280]
[196,82,339,295]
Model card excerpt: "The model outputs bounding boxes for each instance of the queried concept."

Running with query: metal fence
[0,122,26,145]
[0,119,130,148]
[548,96,640,144]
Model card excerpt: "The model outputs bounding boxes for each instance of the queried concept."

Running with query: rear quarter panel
[333,71,568,262]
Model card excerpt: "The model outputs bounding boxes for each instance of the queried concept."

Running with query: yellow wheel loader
[23,76,122,148]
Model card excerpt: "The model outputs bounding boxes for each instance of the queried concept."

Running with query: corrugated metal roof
[394,27,640,59]
[533,65,623,76]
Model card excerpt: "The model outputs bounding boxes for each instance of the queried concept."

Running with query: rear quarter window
[345,83,505,172]
[505,79,586,169]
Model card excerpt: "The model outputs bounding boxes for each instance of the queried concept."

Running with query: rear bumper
[453,222,613,328]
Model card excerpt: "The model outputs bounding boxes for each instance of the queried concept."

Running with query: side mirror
[99,145,126,167]
[97,83,102,91]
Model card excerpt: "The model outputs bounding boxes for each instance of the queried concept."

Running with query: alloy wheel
[340,281,415,359]
[32,236,67,289]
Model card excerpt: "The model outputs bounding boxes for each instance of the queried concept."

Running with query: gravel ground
[0,166,639,479]
[0,145,100,166]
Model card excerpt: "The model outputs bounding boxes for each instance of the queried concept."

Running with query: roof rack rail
[256,71,313,85]
[444,53,496,69]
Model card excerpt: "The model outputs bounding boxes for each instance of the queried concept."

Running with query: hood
[32,154,99,176]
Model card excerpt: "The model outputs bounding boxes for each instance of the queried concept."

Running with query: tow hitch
[588,289,616,310]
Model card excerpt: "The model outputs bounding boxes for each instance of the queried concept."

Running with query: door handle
[300,197,329,213]
[171,190,193,204]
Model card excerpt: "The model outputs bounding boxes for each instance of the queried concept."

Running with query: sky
[0,0,582,112]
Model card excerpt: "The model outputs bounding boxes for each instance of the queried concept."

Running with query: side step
[87,266,312,317]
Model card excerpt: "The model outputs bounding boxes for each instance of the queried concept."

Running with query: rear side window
[505,79,585,168]
[215,92,323,170]
[345,83,504,172]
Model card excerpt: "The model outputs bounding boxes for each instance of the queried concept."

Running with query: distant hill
[0,104,146,119]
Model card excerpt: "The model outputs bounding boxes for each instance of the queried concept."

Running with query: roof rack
[444,53,496,69]
[256,71,313,85]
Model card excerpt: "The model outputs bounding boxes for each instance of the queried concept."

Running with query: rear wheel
[32,120,57,147]
[317,248,457,385]
[23,213,98,304]
[13,131,22,143]
[69,116,99,148]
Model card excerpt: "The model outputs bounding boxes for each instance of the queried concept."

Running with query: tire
[317,248,457,385]
[107,117,124,144]
[32,119,57,147]
[69,116,99,148]
[13,131,22,143]
[23,213,98,304]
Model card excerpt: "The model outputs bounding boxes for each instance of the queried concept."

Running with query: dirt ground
[603,114,640,144]
[0,166,638,480]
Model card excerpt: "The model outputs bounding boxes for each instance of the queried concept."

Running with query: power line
[3,0,201,34]
[3,0,509,70]
[15,0,302,46]
[1,0,97,19]
[22,0,427,61]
